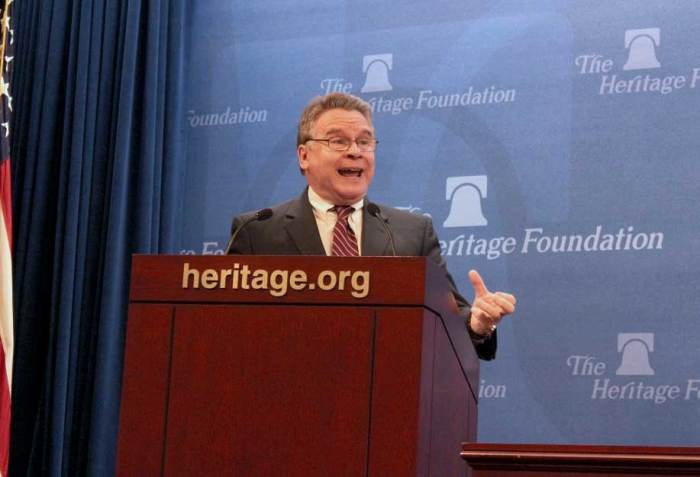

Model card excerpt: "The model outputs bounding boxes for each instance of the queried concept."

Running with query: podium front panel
[164,305,374,476]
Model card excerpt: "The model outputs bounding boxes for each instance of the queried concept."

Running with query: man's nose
[345,140,363,157]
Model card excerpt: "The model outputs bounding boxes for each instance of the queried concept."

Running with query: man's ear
[297,144,308,172]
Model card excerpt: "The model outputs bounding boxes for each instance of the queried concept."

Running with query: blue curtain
[10,0,187,475]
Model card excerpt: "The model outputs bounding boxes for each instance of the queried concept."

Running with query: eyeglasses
[306,136,379,152]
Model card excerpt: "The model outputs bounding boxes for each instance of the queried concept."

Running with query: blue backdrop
[182,1,700,445]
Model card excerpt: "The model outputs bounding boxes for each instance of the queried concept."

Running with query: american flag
[0,0,13,475]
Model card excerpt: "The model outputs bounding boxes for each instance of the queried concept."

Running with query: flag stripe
[0,181,10,477]
[0,158,10,249]
[0,0,14,474]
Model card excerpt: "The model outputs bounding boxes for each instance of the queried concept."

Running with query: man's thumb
[469,269,489,297]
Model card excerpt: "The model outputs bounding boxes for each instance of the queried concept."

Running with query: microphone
[367,202,397,256]
[224,208,273,254]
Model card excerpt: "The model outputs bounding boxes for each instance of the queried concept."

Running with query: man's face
[297,108,376,205]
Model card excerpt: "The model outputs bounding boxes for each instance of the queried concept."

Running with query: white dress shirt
[307,186,364,256]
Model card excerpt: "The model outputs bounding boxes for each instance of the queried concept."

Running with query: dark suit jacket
[229,189,496,360]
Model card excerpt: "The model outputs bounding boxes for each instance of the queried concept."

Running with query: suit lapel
[284,190,390,256]
[361,198,389,256]
[284,190,326,255]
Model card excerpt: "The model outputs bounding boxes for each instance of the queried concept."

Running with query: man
[228,92,516,360]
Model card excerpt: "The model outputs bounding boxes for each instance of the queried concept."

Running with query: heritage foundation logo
[427,172,665,260]
[361,54,393,93]
[574,27,700,96]
[319,54,517,115]
[566,333,700,404]
[623,28,661,70]
[616,333,655,376]
[443,175,488,228]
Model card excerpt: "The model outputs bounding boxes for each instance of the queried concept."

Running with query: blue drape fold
[10,0,187,475]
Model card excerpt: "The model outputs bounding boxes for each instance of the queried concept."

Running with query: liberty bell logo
[616,333,655,376]
[443,175,488,228]
[361,54,393,93]
[623,28,661,71]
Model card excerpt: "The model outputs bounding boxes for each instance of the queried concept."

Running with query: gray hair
[297,92,373,146]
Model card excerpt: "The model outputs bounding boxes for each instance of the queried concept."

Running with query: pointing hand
[468,269,516,336]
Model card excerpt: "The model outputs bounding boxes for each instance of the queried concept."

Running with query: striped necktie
[331,205,359,256]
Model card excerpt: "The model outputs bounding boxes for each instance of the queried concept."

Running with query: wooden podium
[461,443,700,476]
[116,255,480,476]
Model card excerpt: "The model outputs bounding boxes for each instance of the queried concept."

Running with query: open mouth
[338,168,363,177]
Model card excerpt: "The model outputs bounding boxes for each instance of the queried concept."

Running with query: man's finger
[477,294,515,316]
[468,269,489,297]
[490,294,516,314]
[495,291,517,305]
[472,298,500,319]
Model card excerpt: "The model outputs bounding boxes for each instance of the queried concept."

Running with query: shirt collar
[307,186,364,214]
